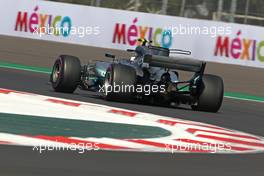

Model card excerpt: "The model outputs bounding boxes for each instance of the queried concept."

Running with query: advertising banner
[0,0,264,68]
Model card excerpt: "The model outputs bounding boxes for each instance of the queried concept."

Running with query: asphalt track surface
[1,35,264,97]
[0,35,264,175]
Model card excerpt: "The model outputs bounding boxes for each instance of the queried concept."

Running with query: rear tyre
[103,64,136,101]
[192,74,224,112]
[50,55,81,93]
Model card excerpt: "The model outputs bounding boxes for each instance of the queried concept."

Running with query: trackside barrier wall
[0,0,264,68]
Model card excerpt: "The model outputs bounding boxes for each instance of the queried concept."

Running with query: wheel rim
[52,60,62,84]
[104,71,111,95]
[103,67,113,96]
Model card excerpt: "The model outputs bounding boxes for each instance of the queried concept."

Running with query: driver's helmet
[135,46,150,57]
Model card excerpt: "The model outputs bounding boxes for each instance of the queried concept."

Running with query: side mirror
[105,53,115,59]
[126,49,135,52]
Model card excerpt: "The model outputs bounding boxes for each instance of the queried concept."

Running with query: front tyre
[50,55,81,93]
[192,74,224,112]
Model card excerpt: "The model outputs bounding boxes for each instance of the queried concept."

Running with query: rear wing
[143,54,206,73]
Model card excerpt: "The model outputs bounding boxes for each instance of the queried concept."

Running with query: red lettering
[214,36,229,57]
[112,23,126,44]
[15,12,28,32]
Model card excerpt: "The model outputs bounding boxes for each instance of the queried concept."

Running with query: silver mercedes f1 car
[50,39,224,112]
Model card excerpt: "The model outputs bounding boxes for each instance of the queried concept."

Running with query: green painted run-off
[0,113,171,138]
[0,61,51,74]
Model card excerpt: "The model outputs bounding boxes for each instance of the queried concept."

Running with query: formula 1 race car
[50,39,224,112]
